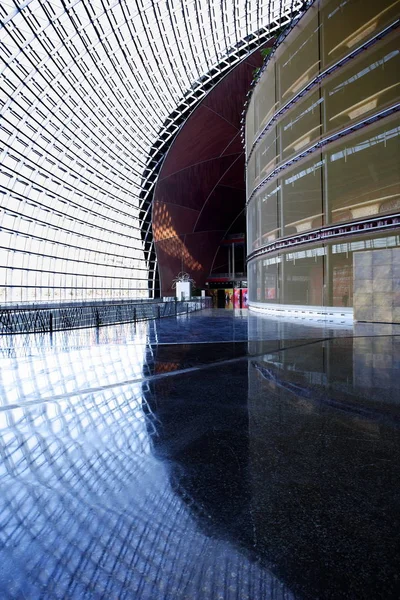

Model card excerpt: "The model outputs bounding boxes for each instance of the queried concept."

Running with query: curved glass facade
[0,0,307,304]
[248,233,400,307]
[246,0,400,309]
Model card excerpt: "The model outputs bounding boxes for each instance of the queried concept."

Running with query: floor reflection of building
[248,337,400,599]
[143,347,252,544]
[143,333,400,598]
[2,318,398,598]
[353,329,400,401]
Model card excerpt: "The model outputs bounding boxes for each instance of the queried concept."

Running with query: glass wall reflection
[0,316,399,598]
[247,332,400,598]
[246,0,399,150]
[246,0,400,308]
[0,325,298,600]
[248,233,400,306]
[248,117,400,255]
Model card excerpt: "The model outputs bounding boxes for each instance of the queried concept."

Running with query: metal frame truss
[0,1,307,304]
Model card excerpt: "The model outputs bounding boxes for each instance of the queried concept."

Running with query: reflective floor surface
[0,309,399,599]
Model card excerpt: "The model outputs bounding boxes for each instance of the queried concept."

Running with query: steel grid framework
[0,0,307,304]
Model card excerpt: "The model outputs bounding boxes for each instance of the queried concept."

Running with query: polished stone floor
[0,309,399,599]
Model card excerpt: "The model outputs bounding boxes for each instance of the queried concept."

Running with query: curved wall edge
[245,0,400,317]
[248,301,353,322]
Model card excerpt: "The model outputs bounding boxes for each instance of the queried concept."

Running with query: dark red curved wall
[153,50,266,296]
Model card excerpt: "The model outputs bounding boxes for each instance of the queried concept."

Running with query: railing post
[49,312,53,334]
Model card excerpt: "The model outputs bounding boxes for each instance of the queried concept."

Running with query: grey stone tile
[370,324,399,335]
[392,248,400,262]
[372,354,393,369]
[372,338,392,354]
[372,278,392,292]
[354,265,373,280]
[354,307,373,321]
[353,337,374,350]
[354,251,372,267]
[353,352,373,367]
[353,279,373,293]
[392,307,400,323]
[373,293,392,307]
[393,262,400,278]
[373,306,393,323]
[372,249,392,265]
[354,373,372,387]
[372,368,394,389]
[373,265,392,279]
[353,292,372,308]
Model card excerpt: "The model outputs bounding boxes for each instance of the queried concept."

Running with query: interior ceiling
[153,52,265,295]
[0,0,307,301]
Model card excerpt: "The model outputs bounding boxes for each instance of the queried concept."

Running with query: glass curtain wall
[246,0,400,307]
[248,233,400,307]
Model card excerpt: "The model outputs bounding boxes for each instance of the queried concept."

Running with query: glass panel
[252,126,279,189]
[248,261,257,303]
[279,89,322,162]
[275,5,320,107]
[326,117,400,224]
[261,256,281,303]
[247,200,259,254]
[246,98,255,152]
[247,153,256,200]
[282,154,324,235]
[330,246,353,307]
[248,234,400,308]
[253,60,276,140]
[283,247,325,306]
[324,31,400,135]
[260,182,280,247]
[246,2,400,310]
[320,0,400,69]
[5,0,312,303]
[255,259,262,302]
[329,234,400,308]
[248,182,280,253]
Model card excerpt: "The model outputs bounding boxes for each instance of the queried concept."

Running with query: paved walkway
[0,309,399,599]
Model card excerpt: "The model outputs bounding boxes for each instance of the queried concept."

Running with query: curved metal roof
[0,0,307,302]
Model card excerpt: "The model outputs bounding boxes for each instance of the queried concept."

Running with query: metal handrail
[0,297,212,335]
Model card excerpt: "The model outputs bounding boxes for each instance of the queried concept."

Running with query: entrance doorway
[217,289,226,308]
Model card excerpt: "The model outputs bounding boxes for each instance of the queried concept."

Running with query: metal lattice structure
[0,0,308,304]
